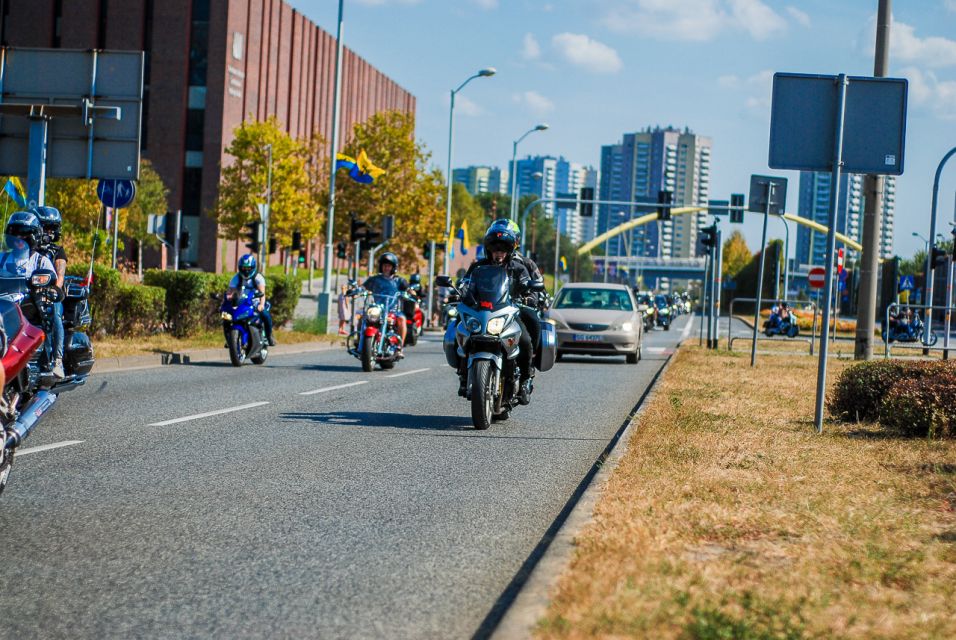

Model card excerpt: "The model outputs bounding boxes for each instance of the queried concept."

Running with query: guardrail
[727,298,818,356]
[883,303,956,358]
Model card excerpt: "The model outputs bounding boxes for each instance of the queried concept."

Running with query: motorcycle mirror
[435,275,453,288]
[528,279,546,292]
[29,269,56,289]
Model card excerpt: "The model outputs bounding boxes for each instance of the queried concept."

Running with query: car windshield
[555,288,633,311]
[654,295,668,308]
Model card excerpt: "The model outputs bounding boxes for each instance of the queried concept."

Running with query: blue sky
[296,0,956,259]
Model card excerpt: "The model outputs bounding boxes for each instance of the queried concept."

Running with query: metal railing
[726,298,818,356]
[883,303,956,358]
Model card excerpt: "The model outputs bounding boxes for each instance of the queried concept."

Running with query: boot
[518,378,532,405]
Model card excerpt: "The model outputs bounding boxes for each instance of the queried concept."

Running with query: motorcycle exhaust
[4,391,57,450]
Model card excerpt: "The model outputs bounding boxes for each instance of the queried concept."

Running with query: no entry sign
[808,267,826,289]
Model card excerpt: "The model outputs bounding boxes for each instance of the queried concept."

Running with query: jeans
[51,301,64,361]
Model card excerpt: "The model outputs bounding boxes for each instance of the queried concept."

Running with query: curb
[488,344,681,640]
[93,340,341,374]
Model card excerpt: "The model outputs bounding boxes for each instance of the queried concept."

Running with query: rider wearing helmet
[226,253,275,346]
[462,220,538,404]
[486,218,543,282]
[362,252,409,348]
[33,206,68,379]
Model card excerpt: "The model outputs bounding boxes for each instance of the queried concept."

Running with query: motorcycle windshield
[0,239,31,299]
[365,276,399,306]
[463,265,510,311]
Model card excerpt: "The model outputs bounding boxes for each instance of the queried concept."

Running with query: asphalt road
[0,315,691,639]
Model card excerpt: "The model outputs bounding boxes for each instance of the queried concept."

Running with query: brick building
[0,0,415,272]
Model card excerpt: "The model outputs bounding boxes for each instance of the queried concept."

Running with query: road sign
[708,199,729,217]
[147,213,165,235]
[898,275,914,291]
[769,72,907,175]
[837,247,845,274]
[748,175,788,214]
[97,179,136,208]
[809,267,826,289]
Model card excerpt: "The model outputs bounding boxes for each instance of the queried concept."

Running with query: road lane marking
[386,368,430,379]
[148,402,270,426]
[16,440,83,456]
[681,315,694,340]
[299,380,368,396]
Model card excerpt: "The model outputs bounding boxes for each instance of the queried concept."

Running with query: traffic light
[179,229,191,250]
[423,242,431,260]
[730,193,745,224]
[336,241,348,260]
[350,216,367,242]
[700,224,717,250]
[360,227,381,252]
[951,225,956,260]
[291,231,302,252]
[381,215,395,241]
[268,237,277,255]
[931,245,948,266]
[243,221,262,253]
[579,187,594,217]
[657,190,673,221]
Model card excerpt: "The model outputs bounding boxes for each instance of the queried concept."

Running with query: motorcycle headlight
[366,305,382,322]
[660,308,670,315]
[221,312,233,321]
[448,307,458,318]
[487,317,506,335]
[465,316,482,334]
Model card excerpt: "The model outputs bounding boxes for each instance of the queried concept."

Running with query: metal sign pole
[814,74,849,433]
[426,240,436,328]
[553,223,561,296]
[750,183,774,367]
[173,209,181,271]
[713,227,723,348]
[944,256,953,359]
[111,186,119,269]
[700,251,709,347]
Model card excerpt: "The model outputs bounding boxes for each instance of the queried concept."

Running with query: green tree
[333,111,444,268]
[722,230,752,281]
[45,177,110,266]
[124,159,170,276]
[450,183,489,245]
[214,116,316,247]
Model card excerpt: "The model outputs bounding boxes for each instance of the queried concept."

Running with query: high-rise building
[452,166,508,196]
[795,172,896,267]
[0,0,415,273]
[511,155,593,243]
[598,126,712,264]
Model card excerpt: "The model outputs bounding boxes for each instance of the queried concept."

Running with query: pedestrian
[337,284,349,335]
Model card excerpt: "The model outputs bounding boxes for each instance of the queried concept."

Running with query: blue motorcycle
[220,290,269,366]
[882,314,938,346]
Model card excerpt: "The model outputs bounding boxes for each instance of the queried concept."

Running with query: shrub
[266,273,300,326]
[143,269,218,337]
[880,369,956,438]
[114,284,166,336]
[67,263,121,336]
[828,360,956,424]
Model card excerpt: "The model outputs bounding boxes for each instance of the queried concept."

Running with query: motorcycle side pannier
[535,319,557,372]
[65,332,95,376]
[443,321,460,368]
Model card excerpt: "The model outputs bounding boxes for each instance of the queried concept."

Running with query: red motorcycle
[347,287,404,372]
[402,289,424,347]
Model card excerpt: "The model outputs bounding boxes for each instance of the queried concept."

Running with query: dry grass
[94,328,342,359]
[538,347,956,640]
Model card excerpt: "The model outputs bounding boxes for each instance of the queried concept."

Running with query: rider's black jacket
[463,256,532,300]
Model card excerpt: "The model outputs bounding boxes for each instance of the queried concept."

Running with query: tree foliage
[44,177,109,265]
[722,230,752,281]
[124,159,169,249]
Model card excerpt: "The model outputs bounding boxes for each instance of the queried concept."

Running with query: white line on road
[16,440,84,456]
[681,315,694,340]
[299,381,368,396]
[148,402,270,426]
[386,368,430,379]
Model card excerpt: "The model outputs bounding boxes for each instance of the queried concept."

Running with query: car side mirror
[435,275,453,288]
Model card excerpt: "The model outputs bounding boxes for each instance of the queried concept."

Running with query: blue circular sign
[96,179,137,209]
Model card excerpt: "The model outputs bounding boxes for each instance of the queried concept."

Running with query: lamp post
[518,171,543,253]
[443,67,496,276]
[509,123,549,221]
[262,143,272,272]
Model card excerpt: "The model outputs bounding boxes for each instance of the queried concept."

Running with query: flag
[335,150,385,184]
[447,224,457,260]
[356,150,386,182]
[559,256,568,272]
[456,220,471,255]
[3,177,26,207]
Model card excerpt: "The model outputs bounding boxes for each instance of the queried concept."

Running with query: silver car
[547,283,643,364]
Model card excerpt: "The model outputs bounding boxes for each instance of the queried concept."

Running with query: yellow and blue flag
[456,220,471,255]
[559,256,568,272]
[3,177,26,207]
[446,224,457,260]
[335,150,386,184]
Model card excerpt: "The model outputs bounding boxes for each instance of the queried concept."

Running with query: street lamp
[443,67,496,276]
[509,123,549,221]
[518,171,543,253]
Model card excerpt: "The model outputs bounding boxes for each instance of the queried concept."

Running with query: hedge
[66,263,121,337]
[114,284,166,336]
[827,360,911,422]
[880,372,956,438]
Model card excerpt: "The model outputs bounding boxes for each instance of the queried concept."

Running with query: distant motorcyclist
[226,254,275,346]
[33,206,67,379]
[463,222,537,404]
[362,252,408,349]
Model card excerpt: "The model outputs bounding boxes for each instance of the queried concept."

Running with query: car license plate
[573,334,603,342]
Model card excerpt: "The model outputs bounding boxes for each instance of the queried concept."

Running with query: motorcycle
[438,268,556,430]
[220,289,269,366]
[402,289,424,347]
[347,283,404,372]
[764,313,800,338]
[883,314,937,345]
[0,241,94,496]
[654,296,672,331]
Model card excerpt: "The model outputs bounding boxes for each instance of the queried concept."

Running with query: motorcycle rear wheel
[361,337,375,372]
[470,360,494,431]
[228,329,245,367]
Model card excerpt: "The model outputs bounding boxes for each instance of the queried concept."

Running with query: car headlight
[366,305,382,322]
[465,316,483,333]
[487,317,506,335]
[221,312,233,321]
[617,322,633,332]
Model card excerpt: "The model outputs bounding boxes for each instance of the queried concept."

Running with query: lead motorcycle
[439,268,556,430]
[0,239,94,496]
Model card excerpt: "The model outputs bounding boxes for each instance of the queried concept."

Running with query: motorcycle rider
[462,222,537,405]
[33,206,67,379]
[226,254,275,346]
[2,211,60,376]
[362,252,408,349]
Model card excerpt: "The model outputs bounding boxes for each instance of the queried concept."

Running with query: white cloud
[551,33,622,74]
[471,0,498,9]
[899,66,956,120]
[513,90,555,116]
[444,92,484,117]
[600,0,787,42]
[718,69,774,119]
[946,0,956,12]
[786,6,810,27]
[886,18,956,68]
[522,33,541,60]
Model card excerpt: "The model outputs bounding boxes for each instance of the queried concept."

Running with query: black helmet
[483,226,518,260]
[32,205,62,243]
[486,218,520,249]
[409,273,421,285]
[378,252,398,273]
[5,211,42,251]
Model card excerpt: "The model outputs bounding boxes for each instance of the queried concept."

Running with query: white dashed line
[148,402,270,426]
[16,440,84,456]
[299,381,368,396]
[681,315,694,340]
[385,368,431,379]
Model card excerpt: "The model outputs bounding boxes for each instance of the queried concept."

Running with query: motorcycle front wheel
[228,329,245,367]
[470,360,495,431]
[362,337,375,372]
[925,331,939,347]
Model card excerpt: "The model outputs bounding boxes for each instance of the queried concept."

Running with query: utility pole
[854,0,891,360]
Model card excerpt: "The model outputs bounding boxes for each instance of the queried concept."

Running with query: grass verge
[537,346,956,639]
[95,327,343,359]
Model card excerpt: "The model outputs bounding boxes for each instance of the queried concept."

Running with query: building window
[182,168,203,215]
